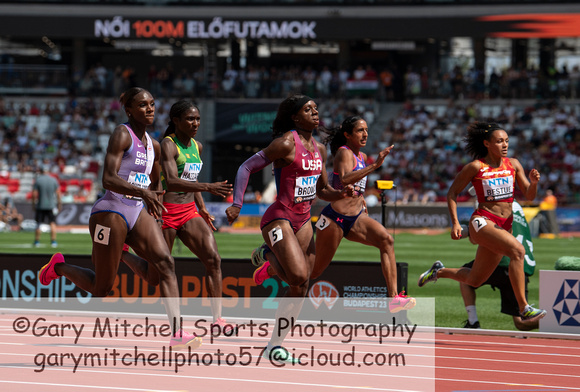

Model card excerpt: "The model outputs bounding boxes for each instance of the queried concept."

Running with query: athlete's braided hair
[163,100,199,139]
[272,94,313,139]
[322,115,363,156]
[464,122,503,159]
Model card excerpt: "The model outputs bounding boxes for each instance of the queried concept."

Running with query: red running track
[435,330,580,391]
[0,311,578,392]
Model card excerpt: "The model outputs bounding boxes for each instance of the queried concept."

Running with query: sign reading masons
[95,16,317,40]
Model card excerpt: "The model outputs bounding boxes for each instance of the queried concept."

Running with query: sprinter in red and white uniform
[418,122,546,323]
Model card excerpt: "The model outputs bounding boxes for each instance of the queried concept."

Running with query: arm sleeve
[232,151,272,208]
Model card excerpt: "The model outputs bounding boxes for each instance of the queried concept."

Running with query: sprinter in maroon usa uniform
[226,94,353,364]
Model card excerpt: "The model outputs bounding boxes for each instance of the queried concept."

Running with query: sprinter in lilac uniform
[39,87,201,350]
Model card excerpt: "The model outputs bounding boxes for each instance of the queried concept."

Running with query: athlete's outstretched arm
[447,161,480,239]
[316,140,354,202]
[160,138,232,197]
[511,157,539,201]
[338,145,393,186]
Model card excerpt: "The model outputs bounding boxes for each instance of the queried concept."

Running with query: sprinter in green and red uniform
[160,100,232,327]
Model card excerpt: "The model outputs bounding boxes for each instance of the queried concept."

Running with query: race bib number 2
[471,217,487,233]
[268,226,283,246]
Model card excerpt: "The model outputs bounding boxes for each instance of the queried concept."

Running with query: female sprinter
[39,87,201,349]
[225,94,353,364]
[418,122,546,323]
[160,99,232,326]
[312,115,416,313]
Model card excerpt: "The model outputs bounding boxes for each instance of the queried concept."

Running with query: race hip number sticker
[315,215,331,231]
[268,226,283,246]
[471,217,487,233]
[94,224,111,245]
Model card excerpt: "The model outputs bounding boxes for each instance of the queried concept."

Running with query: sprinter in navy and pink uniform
[312,116,416,314]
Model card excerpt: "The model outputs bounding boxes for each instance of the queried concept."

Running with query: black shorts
[35,209,56,225]
[318,204,364,237]
[462,260,529,317]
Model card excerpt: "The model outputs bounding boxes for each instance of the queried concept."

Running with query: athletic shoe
[169,330,202,351]
[212,317,228,327]
[463,320,481,329]
[51,241,58,248]
[520,304,547,322]
[263,346,301,365]
[389,291,417,313]
[39,253,65,286]
[34,241,40,248]
[418,260,444,287]
[211,317,238,335]
[253,261,272,285]
[251,243,268,267]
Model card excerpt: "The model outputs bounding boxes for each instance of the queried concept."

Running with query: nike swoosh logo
[138,144,143,148]
[302,153,309,156]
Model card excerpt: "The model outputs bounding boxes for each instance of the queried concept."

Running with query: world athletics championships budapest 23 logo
[552,279,580,326]
[308,281,339,310]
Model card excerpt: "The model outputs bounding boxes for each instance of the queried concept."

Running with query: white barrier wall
[539,270,580,334]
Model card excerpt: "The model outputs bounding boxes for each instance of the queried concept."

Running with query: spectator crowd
[61,62,580,103]
[368,98,580,207]
[1,62,579,227]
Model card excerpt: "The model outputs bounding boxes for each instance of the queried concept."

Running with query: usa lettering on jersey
[302,158,322,171]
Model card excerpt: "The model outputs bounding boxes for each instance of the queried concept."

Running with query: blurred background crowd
[1,61,579,231]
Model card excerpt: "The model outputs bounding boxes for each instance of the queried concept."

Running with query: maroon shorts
[261,200,311,234]
[162,201,201,230]
[472,208,513,231]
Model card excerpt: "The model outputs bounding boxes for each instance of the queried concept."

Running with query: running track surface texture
[0,309,579,392]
